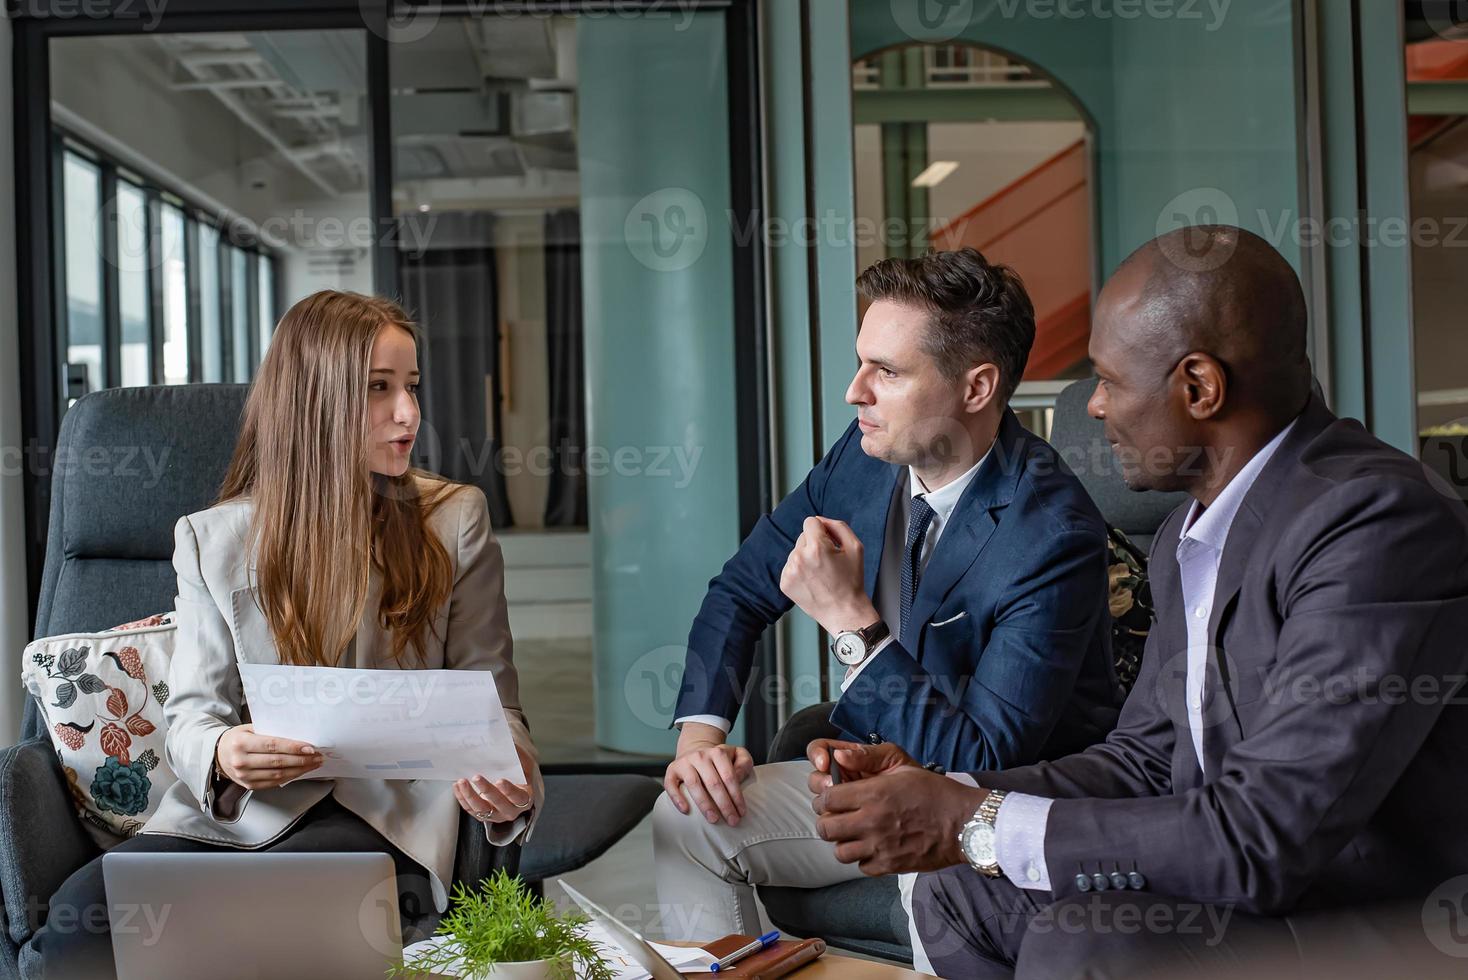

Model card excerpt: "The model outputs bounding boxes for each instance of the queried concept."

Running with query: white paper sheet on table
[238,663,525,782]
[401,923,717,979]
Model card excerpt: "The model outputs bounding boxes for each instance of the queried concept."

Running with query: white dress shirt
[987,419,1298,891]
[675,447,992,733]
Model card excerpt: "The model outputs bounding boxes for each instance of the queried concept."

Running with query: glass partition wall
[14,1,770,768]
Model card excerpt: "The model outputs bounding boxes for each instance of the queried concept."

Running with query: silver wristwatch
[958,790,1008,878]
[830,620,889,667]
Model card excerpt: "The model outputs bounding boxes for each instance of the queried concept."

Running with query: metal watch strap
[964,789,1007,878]
[978,789,1007,826]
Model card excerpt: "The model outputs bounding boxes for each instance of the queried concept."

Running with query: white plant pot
[471,957,566,980]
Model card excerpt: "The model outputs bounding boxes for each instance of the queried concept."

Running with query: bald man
[800,227,1468,977]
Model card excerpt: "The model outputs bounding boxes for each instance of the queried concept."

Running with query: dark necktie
[900,494,936,647]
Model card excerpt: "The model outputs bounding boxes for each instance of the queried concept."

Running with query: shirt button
[1026,867,1040,882]
[1191,696,1202,709]
[1194,606,1207,619]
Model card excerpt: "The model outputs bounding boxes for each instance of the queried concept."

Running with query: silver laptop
[557,879,683,980]
[102,851,403,980]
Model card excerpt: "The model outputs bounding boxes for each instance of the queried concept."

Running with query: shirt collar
[908,442,993,527]
[1180,417,1299,555]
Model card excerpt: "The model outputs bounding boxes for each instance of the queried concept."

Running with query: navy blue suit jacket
[674,411,1122,772]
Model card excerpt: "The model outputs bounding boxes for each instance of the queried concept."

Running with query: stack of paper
[400,922,717,979]
[239,663,525,783]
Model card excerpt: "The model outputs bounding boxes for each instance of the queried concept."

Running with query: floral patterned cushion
[20,613,180,840]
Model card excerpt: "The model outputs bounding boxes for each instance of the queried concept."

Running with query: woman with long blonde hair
[37,290,542,977]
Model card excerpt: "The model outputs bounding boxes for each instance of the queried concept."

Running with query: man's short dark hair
[856,247,1036,405]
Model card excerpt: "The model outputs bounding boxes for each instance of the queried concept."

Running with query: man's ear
[1177,353,1226,420]
[964,363,1001,415]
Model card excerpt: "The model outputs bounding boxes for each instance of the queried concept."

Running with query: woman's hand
[454,744,537,825]
[215,723,323,790]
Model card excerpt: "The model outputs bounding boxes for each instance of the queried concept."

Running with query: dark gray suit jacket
[976,395,1468,914]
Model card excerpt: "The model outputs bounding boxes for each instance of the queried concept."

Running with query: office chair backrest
[1047,377,1190,554]
[24,384,250,740]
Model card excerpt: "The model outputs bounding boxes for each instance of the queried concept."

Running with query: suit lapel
[1204,396,1334,652]
[1200,396,1337,769]
[906,412,1026,645]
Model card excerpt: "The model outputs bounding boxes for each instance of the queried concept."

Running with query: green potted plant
[389,870,615,980]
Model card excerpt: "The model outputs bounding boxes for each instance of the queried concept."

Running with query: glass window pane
[199,223,223,383]
[115,180,151,387]
[161,204,189,385]
[62,152,103,401]
[852,43,1092,392]
[258,256,275,357]
[230,246,249,382]
[391,13,743,761]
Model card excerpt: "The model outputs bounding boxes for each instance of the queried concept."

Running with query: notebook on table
[697,933,827,979]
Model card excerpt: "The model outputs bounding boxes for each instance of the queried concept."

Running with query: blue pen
[709,930,781,972]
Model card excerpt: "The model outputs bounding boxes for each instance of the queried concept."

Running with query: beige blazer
[141,480,543,912]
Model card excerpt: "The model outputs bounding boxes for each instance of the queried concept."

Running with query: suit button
[1128,871,1147,890]
[867,733,882,745]
[1074,874,1092,893]
[1110,871,1128,890]
[1091,873,1109,892]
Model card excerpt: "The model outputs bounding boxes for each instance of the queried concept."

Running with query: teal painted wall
[1106,0,1302,272]
[578,13,744,754]
[763,1,827,714]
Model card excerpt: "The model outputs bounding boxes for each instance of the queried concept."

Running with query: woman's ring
[514,799,531,809]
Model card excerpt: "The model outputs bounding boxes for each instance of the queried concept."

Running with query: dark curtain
[543,210,588,527]
[399,242,514,530]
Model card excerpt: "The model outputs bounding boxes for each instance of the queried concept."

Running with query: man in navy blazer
[653,248,1121,947]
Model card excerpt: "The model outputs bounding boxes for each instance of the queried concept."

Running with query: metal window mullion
[367,20,397,297]
[219,242,235,383]
[146,190,166,384]
[185,215,203,383]
[264,253,279,331]
[50,137,70,407]
[99,166,121,389]
[244,251,261,377]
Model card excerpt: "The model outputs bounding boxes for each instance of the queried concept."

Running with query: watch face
[961,821,998,869]
[834,633,866,666]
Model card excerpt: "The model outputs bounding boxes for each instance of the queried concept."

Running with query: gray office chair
[0,385,658,979]
[755,377,1190,963]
